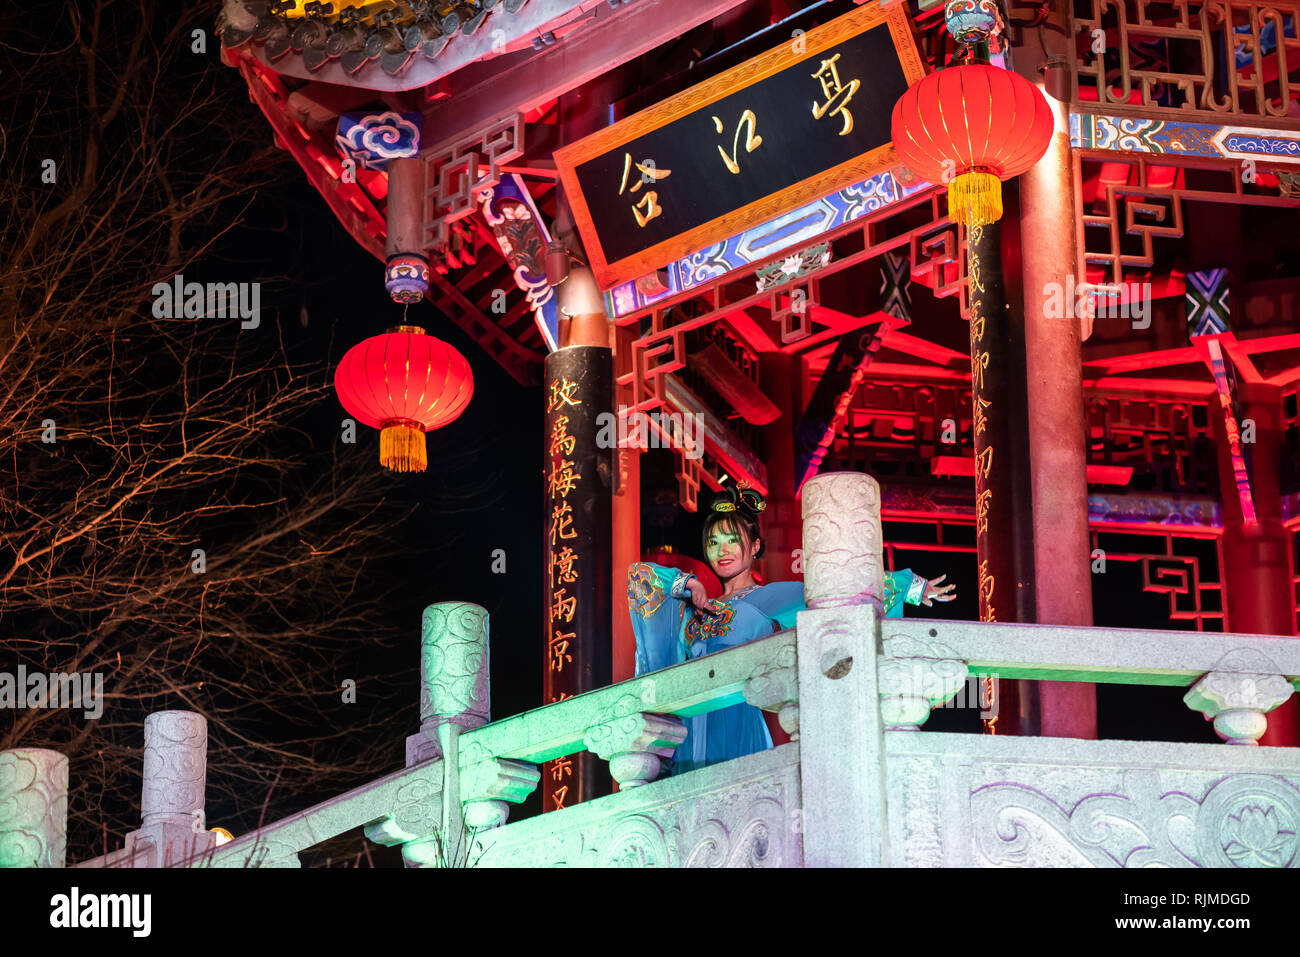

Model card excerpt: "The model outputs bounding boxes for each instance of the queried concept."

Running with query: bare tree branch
[1,0,418,863]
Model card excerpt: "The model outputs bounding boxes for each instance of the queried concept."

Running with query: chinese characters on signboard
[554,3,925,289]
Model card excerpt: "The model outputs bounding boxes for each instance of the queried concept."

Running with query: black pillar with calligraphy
[543,346,613,810]
[965,185,1038,734]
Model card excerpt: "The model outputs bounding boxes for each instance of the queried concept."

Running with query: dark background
[236,176,549,812]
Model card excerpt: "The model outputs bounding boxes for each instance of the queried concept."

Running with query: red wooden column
[759,351,803,587]
[1012,12,1098,739]
[759,349,801,748]
[1214,382,1299,745]
[611,324,641,684]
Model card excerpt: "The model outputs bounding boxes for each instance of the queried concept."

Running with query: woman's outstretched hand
[687,578,716,613]
[922,574,956,607]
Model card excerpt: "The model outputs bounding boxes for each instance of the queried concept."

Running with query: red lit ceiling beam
[1225,332,1300,386]
[1080,375,1216,397]
[686,344,781,425]
[876,329,970,370]
[1083,337,1300,386]
[421,0,754,154]
[1083,346,1203,377]
[932,456,1134,486]
[231,53,387,261]
[804,328,966,377]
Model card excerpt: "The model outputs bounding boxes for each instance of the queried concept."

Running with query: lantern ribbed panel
[334,329,473,432]
[890,63,1053,184]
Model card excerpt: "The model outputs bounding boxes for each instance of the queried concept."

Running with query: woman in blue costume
[626,483,956,774]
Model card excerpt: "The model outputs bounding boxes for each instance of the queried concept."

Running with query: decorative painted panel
[335,110,422,171]
[606,168,927,318]
[1072,113,1300,164]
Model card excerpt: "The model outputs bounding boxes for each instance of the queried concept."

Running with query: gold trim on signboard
[554,3,928,290]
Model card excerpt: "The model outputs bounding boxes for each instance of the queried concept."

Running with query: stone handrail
[197,759,447,868]
[877,617,1299,744]
[458,629,796,765]
[195,630,793,867]
[880,617,1300,688]
[13,471,1297,868]
[207,611,1300,864]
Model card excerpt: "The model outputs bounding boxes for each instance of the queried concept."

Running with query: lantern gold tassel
[948,170,1002,227]
[380,421,427,473]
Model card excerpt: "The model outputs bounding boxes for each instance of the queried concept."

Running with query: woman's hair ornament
[711,480,767,516]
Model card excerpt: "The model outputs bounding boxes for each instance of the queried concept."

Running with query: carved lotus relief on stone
[967,769,1300,868]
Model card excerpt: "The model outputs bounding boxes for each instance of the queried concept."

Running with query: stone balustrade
[7,471,1299,869]
[0,748,67,868]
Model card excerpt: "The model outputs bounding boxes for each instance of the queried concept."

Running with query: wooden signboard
[554,3,926,290]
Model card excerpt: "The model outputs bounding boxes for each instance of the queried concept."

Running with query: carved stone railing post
[802,470,886,610]
[1183,649,1295,746]
[879,632,970,731]
[124,711,213,866]
[584,693,687,788]
[393,602,537,864]
[0,748,68,868]
[407,602,491,765]
[798,472,889,866]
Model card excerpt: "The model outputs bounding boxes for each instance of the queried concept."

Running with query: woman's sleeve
[883,569,928,618]
[746,581,806,631]
[627,562,690,676]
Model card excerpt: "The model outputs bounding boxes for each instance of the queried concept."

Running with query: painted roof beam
[421,0,752,153]
[221,0,605,92]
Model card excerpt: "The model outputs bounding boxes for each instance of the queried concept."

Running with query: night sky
[235,166,548,758]
[196,167,551,845]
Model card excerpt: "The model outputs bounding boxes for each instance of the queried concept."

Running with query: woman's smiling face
[705,519,756,579]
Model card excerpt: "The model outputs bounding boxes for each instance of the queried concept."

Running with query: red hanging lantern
[334,325,473,473]
[890,62,1053,227]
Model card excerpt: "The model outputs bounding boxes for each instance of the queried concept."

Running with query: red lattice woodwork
[1091,528,1226,631]
[612,187,968,501]
[1076,153,1300,292]
[883,518,1226,632]
[1071,0,1300,121]
[833,380,976,480]
[1085,392,1218,495]
[421,113,526,250]
[1292,528,1300,632]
